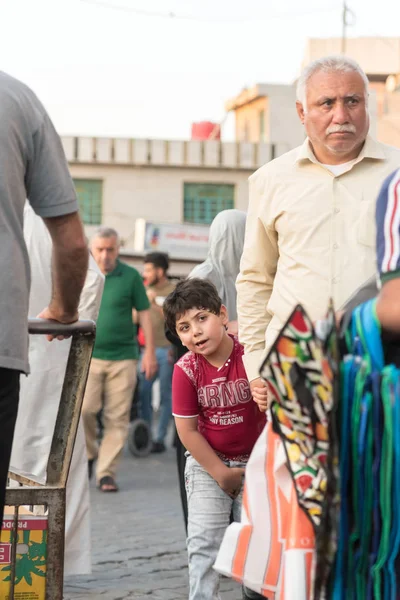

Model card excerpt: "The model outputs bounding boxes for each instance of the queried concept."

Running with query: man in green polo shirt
[82,227,156,492]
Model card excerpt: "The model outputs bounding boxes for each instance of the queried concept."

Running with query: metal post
[8,506,19,599]
[5,320,96,600]
[46,334,94,487]
[341,1,347,55]
[45,488,66,600]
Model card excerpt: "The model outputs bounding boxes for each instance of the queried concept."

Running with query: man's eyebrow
[316,92,361,102]
[316,95,335,103]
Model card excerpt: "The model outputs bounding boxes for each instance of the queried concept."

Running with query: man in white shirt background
[10,203,104,576]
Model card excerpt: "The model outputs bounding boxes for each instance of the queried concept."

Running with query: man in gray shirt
[0,71,88,523]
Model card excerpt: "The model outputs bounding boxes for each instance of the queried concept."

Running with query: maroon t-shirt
[172,336,266,461]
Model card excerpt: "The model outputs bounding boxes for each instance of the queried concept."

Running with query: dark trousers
[175,430,188,533]
[0,368,20,526]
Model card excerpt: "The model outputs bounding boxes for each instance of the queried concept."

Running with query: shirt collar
[295,135,386,167]
[106,259,123,277]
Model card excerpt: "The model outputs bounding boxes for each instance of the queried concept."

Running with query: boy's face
[175,306,229,357]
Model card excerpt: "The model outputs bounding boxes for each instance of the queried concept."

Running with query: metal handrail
[28,318,96,336]
[6,318,96,599]
[10,319,97,488]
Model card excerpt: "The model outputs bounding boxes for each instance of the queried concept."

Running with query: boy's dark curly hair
[163,278,222,335]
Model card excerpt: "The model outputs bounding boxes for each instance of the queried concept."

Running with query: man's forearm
[44,212,88,320]
[139,310,155,352]
[237,273,273,381]
[237,274,273,353]
[236,177,277,379]
[51,244,88,318]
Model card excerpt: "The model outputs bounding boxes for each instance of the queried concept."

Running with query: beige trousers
[82,358,137,482]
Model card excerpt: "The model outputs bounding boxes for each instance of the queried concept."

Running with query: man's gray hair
[296,55,369,109]
[92,226,119,241]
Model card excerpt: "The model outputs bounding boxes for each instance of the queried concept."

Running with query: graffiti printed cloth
[214,422,315,599]
[333,299,400,600]
[260,305,338,533]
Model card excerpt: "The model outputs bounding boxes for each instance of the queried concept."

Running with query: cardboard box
[0,507,47,599]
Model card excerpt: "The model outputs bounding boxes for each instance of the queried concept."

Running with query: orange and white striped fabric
[214,422,316,599]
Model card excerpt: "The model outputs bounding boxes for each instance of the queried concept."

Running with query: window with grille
[73,179,102,225]
[183,183,234,225]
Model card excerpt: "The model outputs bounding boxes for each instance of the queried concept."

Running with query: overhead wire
[79,0,340,24]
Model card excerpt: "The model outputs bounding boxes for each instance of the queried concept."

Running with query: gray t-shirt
[0,71,78,373]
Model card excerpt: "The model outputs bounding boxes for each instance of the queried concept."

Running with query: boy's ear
[220,304,229,325]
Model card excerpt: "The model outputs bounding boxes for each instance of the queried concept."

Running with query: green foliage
[1,529,47,585]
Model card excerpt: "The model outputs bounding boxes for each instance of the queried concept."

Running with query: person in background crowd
[237,55,400,410]
[138,252,176,453]
[82,228,157,492]
[376,167,400,336]
[338,167,400,357]
[0,71,88,526]
[10,203,104,575]
[189,209,247,335]
[164,279,267,600]
[338,167,400,365]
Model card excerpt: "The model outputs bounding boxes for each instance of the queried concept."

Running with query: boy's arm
[175,417,244,499]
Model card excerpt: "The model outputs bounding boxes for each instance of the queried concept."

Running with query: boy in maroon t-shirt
[163,278,267,600]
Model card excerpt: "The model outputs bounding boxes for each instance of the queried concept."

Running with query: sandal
[98,476,119,492]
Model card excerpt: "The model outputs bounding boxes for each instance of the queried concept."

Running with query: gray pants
[185,455,245,600]
[243,587,266,599]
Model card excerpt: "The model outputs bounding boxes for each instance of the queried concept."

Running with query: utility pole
[341,1,356,54]
[341,1,348,54]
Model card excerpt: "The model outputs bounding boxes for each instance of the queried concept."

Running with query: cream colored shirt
[237,136,400,382]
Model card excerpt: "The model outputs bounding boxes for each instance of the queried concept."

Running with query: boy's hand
[250,378,269,412]
[216,466,245,499]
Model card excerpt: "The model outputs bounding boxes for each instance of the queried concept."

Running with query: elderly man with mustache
[237,55,400,405]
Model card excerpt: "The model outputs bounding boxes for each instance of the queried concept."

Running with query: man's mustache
[326,124,356,135]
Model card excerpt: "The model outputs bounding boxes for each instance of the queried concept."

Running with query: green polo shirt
[93,260,150,361]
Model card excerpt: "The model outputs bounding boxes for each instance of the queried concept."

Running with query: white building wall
[302,37,400,76]
[69,162,253,247]
[266,85,306,151]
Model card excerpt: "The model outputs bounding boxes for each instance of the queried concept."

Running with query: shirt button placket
[331,181,341,299]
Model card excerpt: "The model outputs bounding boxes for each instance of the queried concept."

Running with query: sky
[2,0,400,140]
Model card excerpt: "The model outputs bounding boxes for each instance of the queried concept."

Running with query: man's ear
[296,101,305,124]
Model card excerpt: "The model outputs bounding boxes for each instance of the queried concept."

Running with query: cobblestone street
[64,445,243,600]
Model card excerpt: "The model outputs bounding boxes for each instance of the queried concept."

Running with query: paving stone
[64,443,242,600]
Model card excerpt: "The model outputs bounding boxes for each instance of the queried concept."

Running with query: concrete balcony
[61,136,285,170]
